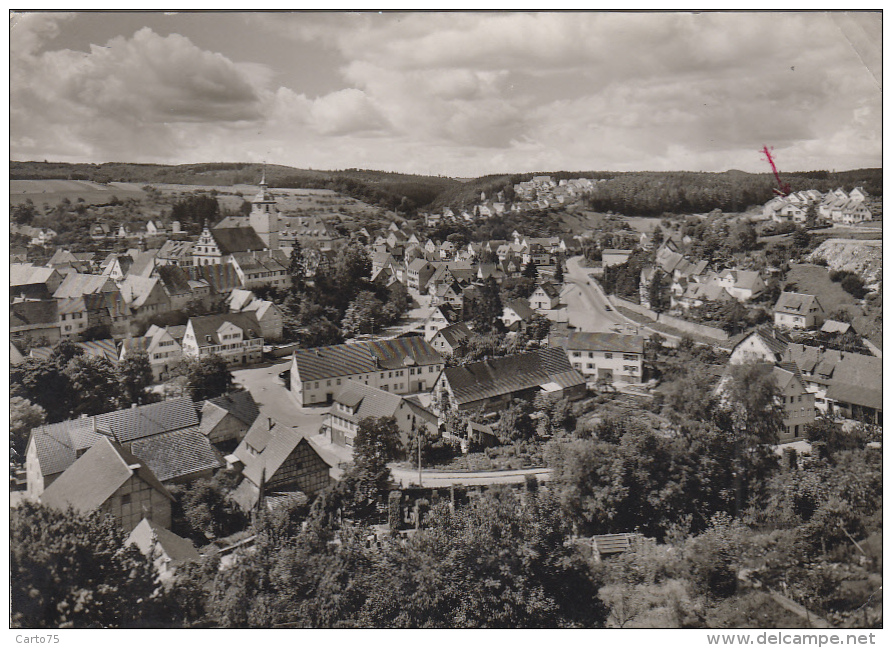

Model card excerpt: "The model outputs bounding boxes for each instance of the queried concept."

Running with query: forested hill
[9,161,881,216]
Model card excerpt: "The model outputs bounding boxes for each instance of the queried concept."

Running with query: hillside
[807,238,883,290]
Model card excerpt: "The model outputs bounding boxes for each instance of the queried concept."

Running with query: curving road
[562,256,640,332]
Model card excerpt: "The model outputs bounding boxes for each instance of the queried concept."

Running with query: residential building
[227,289,284,341]
[326,380,439,448]
[430,322,472,357]
[423,304,462,340]
[774,292,825,330]
[118,275,172,321]
[729,327,792,364]
[192,225,268,266]
[558,332,645,384]
[200,390,260,448]
[501,299,536,331]
[529,282,561,311]
[181,312,264,366]
[156,240,195,268]
[290,338,444,406]
[10,300,60,347]
[127,518,200,583]
[229,251,290,290]
[773,364,816,441]
[10,263,64,300]
[53,272,117,299]
[434,347,586,414]
[40,436,174,533]
[25,397,210,499]
[119,324,183,382]
[230,417,337,512]
[407,258,436,293]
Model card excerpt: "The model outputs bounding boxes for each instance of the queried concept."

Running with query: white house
[181,312,264,366]
[558,332,645,384]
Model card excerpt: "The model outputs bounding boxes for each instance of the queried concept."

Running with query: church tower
[248,170,280,250]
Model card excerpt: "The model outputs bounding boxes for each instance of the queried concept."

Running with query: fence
[608,295,729,341]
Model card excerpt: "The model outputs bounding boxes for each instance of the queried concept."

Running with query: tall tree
[63,356,122,417]
[173,356,234,402]
[118,351,154,406]
[349,416,402,515]
[472,277,503,333]
[10,502,160,628]
[288,241,306,292]
[10,397,46,460]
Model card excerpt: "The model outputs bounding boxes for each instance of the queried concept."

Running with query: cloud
[9,12,882,175]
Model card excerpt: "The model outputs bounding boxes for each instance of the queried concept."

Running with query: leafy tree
[10,502,160,628]
[171,470,247,541]
[12,202,36,225]
[288,241,306,292]
[10,357,72,422]
[63,356,123,417]
[684,513,745,600]
[172,356,234,402]
[10,397,46,460]
[522,261,539,279]
[341,291,385,337]
[840,273,867,299]
[524,313,552,341]
[348,416,402,516]
[471,277,503,332]
[729,221,758,252]
[380,281,410,325]
[553,259,565,283]
[496,399,536,443]
[648,269,670,313]
[170,194,220,233]
[118,351,154,406]
[805,204,818,228]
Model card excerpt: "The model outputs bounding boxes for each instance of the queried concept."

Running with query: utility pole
[417,428,423,488]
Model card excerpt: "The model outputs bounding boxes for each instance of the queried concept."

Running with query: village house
[772,364,816,441]
[423,303,463,340]
[729,326,793,364]
[326,380,439,449]
[199,390,261,449]
[10,263,64,300]
[557,331,645,384]
[192,224,268,266]
[119,324,184,382]
[529,282,561,311]
[40,436,175,533]
[406,258,437,293]
[774,291,825,330]
[229,251,290,290]
[501,299,536,332]
[290,338,444,406]
[230,417,338,512]
[127,518,200,583]
[429,322,472,357]
[434,347,586,414]
[10,300,61,348]
[156,240,195,267]
[181,312,264,367]
[53,272,118,299]
[154,264,210,312]
[118,274,172,321]
[227,289,284,342]
[710,269,766,302]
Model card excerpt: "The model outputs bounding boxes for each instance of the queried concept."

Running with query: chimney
[127,463,141,470]
[131,403,138,409]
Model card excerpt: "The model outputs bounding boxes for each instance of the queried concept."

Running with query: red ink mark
[761,145,791,196]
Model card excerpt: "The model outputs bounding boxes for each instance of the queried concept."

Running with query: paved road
[390,465,551,488]
[562,256,640,332]
[231,360,330,430]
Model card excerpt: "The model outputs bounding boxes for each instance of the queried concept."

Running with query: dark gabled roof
[10,300,57,327]
[825,383,883,411]
[775,291,822,315]
[187,264,243,293]
[504,299,535,321]
[29,418,108,478]
[565,332,645,354]
[202,390,260,428]
[441,347,584,406]
[155,264,193,295]
[234,418,332,488]
[41,437,173,513]
[187,312,262,347]
[535,281,561,299]
[129,427,223,483]
[434,322,472,348]
[96,397,200,443]
[292,338,442,382]
[211,227,267,255]
[332,380,404,420]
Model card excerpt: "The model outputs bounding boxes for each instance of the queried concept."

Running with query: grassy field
[9,179,146,206]
[785,263,859,314]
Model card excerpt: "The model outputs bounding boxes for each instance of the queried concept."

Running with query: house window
[604,353,613,359]
[314,382,319,389]
[121,494,131,505]
[623,354,638,361]
[572,352,581,358]
[337,379,341,385]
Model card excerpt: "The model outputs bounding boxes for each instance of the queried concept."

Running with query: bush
[840,274,867,299]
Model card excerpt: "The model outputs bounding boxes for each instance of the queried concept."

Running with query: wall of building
[292,364,443,406]
[103,475,172,534]
[268,440,331,496]
[568,348,642,383]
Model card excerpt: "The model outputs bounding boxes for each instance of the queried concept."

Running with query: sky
[9,11,882,177]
